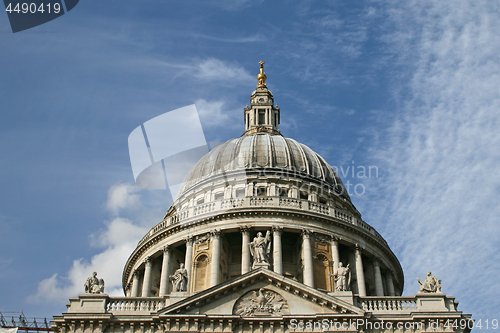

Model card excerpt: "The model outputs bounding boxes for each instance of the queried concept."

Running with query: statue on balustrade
[84,272,105,294]
[170,263,188,292]
[416,271,442,293]
[330,262,351,291]
[249,231,272,269]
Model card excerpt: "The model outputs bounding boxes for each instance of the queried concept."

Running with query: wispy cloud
[193,58,254,83]
[366,0,500,321]
[188,33,265,43]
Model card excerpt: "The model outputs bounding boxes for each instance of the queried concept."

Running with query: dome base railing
[137,196,385,247]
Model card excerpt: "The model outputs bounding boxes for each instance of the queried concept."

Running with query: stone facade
[52,63,472,333]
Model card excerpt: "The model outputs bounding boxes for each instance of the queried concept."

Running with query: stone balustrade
[309,201,330,215]
[136,196,386,247]
[106,298,164,313]
[193,202,215,216]
[279,197,302,208]
[359,297,418,313]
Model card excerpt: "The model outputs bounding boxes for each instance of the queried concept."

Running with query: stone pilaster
[141,257,152,297]
[185,236,194,292]
[302,229,314,288]
[269,183,277,196]
[373,258,384,296]
[355,245,366,297]
[210,229,221,287]
[159,246,171,297]
[131,270,140,297]
[241,226,251,274]
[272,226,283,275]
[247,182,254,197]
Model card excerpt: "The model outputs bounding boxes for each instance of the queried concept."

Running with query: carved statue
[249,231,272,269]
[170,263,188,292]
[416,271,442,293]
[330,262,351,291]
[84,272,105,294]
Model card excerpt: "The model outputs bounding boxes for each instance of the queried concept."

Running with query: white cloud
[365,0,500,321]
[193,58,254,83]
[195,98,242,129]
[29,184,149,304]
[106,183,141,215]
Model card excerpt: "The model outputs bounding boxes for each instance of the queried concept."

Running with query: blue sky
[0,0,499,326]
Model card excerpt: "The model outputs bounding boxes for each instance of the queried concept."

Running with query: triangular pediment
[157,269,364,317]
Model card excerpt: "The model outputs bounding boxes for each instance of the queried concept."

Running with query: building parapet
[61,293,458,316]
[137,196,385,247]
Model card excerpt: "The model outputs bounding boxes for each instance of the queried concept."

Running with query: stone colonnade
[129,227,396,298]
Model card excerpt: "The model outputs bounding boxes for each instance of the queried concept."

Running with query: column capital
[211,229,221,238]
[162,245,171,253]
[302,229,313,238]
[240,226,250,235]
[272,225,283,235]
[132,269,139,277]
[330,235,340,243]
[144,256,151,264]
[373,257,381,266]
[185,236,194,245]
[355,244,363,254]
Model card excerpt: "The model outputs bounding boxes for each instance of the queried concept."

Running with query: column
[302,229,314,288]
[159,246,171,297]
[184,236,194,291]
[330,236,340,272]
[141,257,152,297]
[373,258,384,296]
[131,270,140,297]
[386,272,396,296]
[355,245,366,297]
[210,230,221,287]
[272,226,283,275]
[241,227,251,274]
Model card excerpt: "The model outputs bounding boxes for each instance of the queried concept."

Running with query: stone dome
[177,133,351,201]
[122,62,404,301]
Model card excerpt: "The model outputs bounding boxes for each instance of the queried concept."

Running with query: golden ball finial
[257,61,267,88]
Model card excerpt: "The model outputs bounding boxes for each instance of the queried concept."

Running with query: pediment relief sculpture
[233,288,290,317]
